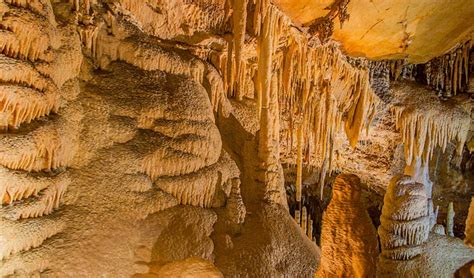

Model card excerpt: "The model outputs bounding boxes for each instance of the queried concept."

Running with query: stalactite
[391,81,470,192]
[424,40,472,96]
[0,112,79,172]
[151,151,239,208]
[230,0,248,100]
[447,202,455,237]
[253,5,288,204]
[89,22,231,116]
[295,124,303,202]
[377,39,472,97]
[94,34,205,84]
[223,1,378,199]
[107,0,227,40]
[0,217,65,261]
[0,85,60,129]
[0,169,69,206]
[1,179,69,220]
[0,3,83,275]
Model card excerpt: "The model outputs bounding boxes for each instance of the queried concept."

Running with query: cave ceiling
[274,0,474,63]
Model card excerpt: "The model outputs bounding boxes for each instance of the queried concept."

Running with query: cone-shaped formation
[379,176,430,261]
[316,174,378,277]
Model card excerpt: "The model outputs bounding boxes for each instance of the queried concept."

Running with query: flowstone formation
[0,0,244,276]
[316,174,378,278]
[0,0,82,270]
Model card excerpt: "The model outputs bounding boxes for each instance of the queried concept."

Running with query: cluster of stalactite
[75,3,232,118]
[218,0,378,203]
[368,39,473,98]
[284,163,329,244]
[391,81,471,186]
[287,185,327,244]
[424,40,472,96]
[70,0,245,210]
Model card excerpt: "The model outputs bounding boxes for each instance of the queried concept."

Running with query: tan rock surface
[316,174,378,278]
[274,0,474,62]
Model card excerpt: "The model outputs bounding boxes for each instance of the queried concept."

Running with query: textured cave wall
[0,0,244,276]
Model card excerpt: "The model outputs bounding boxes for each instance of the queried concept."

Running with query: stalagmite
[465,198,474,248]
[301,206,307,232]
[447,202,455,237]
[295,209,301,225]
[432,224,446,236]
[316,174,378,278]
[379,176,430,261]
[307,219,313,240]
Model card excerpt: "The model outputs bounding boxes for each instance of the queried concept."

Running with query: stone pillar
[379,176,430,261]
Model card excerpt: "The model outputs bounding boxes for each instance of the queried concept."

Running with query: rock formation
[378,176,474,277]
[316,174,378,277]
[379,176,430,261]
[0,0,472,277]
